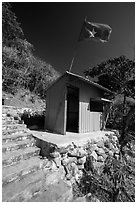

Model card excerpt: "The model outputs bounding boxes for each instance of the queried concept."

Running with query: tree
[84,55,135,98]
[84,56,135,151]
[2,3,24,46]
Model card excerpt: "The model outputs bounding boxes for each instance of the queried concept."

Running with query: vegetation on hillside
[84,55,135,152]
[2,3,60,99]
[76,153,135,202]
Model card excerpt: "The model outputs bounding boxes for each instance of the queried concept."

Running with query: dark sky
[11,2,135,76]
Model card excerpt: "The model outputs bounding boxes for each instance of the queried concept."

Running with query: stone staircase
[2,106,46,202]
[2,106,73,202]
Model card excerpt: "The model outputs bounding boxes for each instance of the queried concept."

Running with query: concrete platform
[30,130,113,147]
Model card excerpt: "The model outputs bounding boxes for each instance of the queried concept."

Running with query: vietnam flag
[78,19,112,43]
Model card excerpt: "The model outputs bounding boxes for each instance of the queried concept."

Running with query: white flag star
[85,27,97,38]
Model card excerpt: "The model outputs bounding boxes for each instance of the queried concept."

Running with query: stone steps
[3,127,29,136]
[3,146,40,167]
[2,105,48,202]
[2,157,43,186]
[28,179,73,202]
[2,120,23,125]
[2,124,27,131]
[2,132,34,143]
[2,138,36,153]
[2,115,20,121]
[2,169,45,202]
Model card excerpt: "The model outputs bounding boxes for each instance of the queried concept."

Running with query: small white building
[45,71,112,135]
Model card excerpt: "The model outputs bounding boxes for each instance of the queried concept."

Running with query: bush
[21,108,46,130]
[76,154,135,202]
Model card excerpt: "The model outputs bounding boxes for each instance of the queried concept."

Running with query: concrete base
[30,130,114,148]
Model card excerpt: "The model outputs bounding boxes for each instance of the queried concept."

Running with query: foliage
[2,2,24,46]
[84,55,135,98]
[77,155,135,202]
[84,56,135,150]
[20,108,46,130]
[2,3,60,98]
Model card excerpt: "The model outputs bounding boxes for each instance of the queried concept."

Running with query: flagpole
[68,43,78,72]
[68,16,87,73]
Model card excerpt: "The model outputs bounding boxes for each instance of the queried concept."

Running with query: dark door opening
[66,86,79,133]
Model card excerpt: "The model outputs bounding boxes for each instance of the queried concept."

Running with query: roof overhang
[90,97,112,103]
[46,71,113,94]
[66,71,113,94]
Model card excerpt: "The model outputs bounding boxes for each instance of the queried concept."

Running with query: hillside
[2,3,60,100]
[3,90,45,110]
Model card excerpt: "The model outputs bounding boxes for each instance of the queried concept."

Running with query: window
[90,99,103,112]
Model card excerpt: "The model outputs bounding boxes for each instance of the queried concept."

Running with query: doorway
[66,86,79,133]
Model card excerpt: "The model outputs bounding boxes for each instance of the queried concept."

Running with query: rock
[114,154,119,160]
[68,148,86,158]
[66,173,72,180]
[88,144,97,153]
[61,157,77,166]
[73,196,87,202]
[77,156,86,165]
[97,156,104,162]
[43,160,57,171]
[78,148,87,158]
[53,156,61,167]
[58,147,69,154]
[108,150,114,157]
[90,151,98,161]
[59,144,74,155]
[115,148,119,154]
[102,153,107,160]
[49,151,60,158]
[103,147,109,153]
[67,162,79,177]
[112,135,118,143]
[68,149,77,157]
[77,164,84,170]
[97,141,104,148]
[104,140,110,148]
[75,170,83,182]
[95,147,105,156]
[109,143,115,150]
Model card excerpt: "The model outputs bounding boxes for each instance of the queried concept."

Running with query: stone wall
[35,131,120,200]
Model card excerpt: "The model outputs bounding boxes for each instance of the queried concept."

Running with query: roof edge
[66,71,113,93]
[46,71,113,94]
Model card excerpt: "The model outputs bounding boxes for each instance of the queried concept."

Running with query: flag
[78,19,112,43]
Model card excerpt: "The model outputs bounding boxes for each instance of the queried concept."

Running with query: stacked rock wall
[36,131,120,187]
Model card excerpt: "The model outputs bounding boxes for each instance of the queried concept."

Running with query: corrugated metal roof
[47,71,113,94]
[66,71,113,93]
